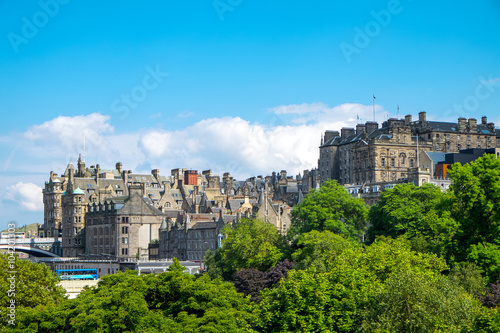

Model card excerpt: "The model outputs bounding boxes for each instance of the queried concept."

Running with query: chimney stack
[341,127,355,138]
[356,124,366,135]
[468,118,477,133]
[365,121,378,134]
[418,111,426,123]
[458,117,467,132]
[405,114,412,125]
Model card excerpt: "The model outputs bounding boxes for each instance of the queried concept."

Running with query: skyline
[1,1,500,229]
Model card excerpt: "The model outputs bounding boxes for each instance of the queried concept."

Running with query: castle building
[318,113,499,189]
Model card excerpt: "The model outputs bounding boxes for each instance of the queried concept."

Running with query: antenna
[397,104,399,117]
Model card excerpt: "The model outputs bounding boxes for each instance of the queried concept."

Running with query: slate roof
[191,222,217,229]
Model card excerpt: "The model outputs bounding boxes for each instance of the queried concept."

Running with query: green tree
[292,230,356,272]
[366,183,445,243]
[168,257,184,272]
[361,236,448,282]
[0,254,66,315]
[7,270,258,332]
[446,154,500,277]
[361,269,480,332]
[258,267,379,333]
[289,180,368,241]
[215,218,288,280]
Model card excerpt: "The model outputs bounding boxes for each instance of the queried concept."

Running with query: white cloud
[137,103,388,178]
[2,102,389,181]
[5,182,43,211]
[24,113,114,158]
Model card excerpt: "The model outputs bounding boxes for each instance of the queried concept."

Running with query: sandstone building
[319,113,499,187]
[42,157,305,259]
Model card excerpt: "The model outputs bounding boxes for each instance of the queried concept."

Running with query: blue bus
[55,269,98,280]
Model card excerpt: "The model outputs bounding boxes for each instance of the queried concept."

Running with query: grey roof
[425,121,495,134]
[228,199,243,212]
[170,189,182,199]
[191,222,217,229]
[425,152,447,163]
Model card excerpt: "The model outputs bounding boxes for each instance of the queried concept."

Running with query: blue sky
[1,0,499,230]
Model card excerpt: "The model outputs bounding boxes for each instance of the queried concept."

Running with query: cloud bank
[5,182,44,212]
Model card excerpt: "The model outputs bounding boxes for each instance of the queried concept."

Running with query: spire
[159,217,168,230]
[298,189,304,204]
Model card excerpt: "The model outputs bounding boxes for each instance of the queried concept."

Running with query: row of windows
[381,158,415,168]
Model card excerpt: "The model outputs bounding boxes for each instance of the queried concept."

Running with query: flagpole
[372,95,376,121]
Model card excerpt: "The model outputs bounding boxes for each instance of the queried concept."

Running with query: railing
[0,237,60,245]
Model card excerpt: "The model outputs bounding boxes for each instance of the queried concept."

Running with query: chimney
[116,162,123,174]
[418,111,426,123]
[482,116,488,125]
[458,117,467,132]
[365,121,378,134]
[341,127,355,138]
[356,124,366,135]
[152,169,160,181]
[323,130,340,144]
[405,114,412,125]
[468,118,477,133]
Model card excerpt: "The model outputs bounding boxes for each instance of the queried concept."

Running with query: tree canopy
[0,254,66,311]
[211,218,289,280]
[366,183,445,243]
[289,179,368,241]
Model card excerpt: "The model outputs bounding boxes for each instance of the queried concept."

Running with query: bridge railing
[0,237,60,245]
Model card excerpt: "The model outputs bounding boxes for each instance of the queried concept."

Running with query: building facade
[319,112,499,188]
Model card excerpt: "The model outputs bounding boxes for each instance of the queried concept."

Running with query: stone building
[85,184,165,260]
[318,112,499,188]
[158,212,232,261]
[42,156,306,259]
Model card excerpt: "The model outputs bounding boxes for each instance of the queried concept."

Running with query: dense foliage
[207,218,288,280]
[289,179,368,241]
[0,254,66,311]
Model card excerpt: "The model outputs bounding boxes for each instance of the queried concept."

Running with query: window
[122,237,128,244]
[390,158,395,167]
[428,134,431,139]
[410,159,414,167]
[445,134,450,139]
[467,136,471,141]
[436,134,440,138]
[122,226,128,234]
[121,248,128,255]
[381,158,386,167]
[458,144,462,150]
